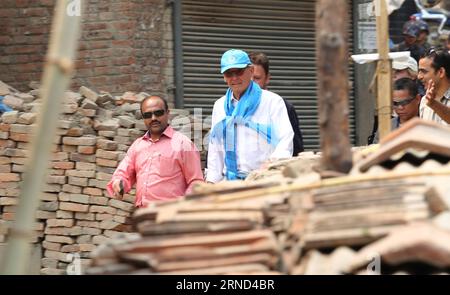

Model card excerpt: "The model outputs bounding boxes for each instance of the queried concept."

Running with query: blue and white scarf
[210,81,279,180]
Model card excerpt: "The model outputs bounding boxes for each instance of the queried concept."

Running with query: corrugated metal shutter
[181,0,355,150]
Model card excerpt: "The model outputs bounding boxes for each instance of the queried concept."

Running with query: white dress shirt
[206,89,294,183]
[419,87,450,126]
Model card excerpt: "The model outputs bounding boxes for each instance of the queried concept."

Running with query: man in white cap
[392,56,418,81]
[206,49,294,182]
[393,56,425,97]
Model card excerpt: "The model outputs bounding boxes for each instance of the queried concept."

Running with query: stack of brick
[0,81,196,275]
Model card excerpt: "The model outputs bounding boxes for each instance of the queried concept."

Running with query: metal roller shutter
[181,0,355,150]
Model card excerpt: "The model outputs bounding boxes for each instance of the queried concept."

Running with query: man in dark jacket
[249,51,304,155]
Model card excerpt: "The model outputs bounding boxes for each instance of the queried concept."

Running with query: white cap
[392,56,418,74]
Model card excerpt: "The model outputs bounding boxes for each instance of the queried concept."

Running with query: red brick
[0,140,16,148]
[96,158,117,167]
[2,212,15,220]
[63,136,96,146]
[83,187,103,196]
[0,123,10,132]
[59,202,89,212]
[52,161,75,170]
[78,145,96,154]
[9,132,30,142]
[0,173,20,181]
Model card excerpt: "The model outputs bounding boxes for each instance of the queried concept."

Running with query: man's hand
[425,80,437,106]
[111,179,124,199]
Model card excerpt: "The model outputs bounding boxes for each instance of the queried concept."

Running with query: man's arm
[106,142,137,198]
[423,81,450,124]
[270,96,294,159]
[427,99,450,124]
[181,141,204,194]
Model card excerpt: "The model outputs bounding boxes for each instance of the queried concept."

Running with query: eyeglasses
[142,109,165,119]
[393,97,415,108]
[224,67,247,78]
[425,47,437,57]
[424,47,446,58]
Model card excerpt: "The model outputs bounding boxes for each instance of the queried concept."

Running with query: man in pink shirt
[107,96,204,207]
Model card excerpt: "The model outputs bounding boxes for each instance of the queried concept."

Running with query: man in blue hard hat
[206,49,294,182]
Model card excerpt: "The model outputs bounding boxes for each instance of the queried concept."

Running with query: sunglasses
[224,67,247,78]
[142,109,166,119]
[393,97,415,108]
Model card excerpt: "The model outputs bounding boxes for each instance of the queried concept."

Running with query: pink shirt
[107,126,204,207]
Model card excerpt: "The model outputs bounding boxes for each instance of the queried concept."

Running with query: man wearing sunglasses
[206,49,294,183]
[107,96,204,207]
[372,78,420,144]
[392,78,421,127]
[418,49,450,125]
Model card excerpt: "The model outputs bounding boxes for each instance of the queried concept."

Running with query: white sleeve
[270,97,294,159]
[419,96,426,118]
[206,101,225,183]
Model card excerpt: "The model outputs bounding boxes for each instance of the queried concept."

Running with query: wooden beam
[316,0,353,173]
[376,0,392,140]
[0,0,82,275]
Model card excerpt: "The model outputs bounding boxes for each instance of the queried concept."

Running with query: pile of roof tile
[89,119,450,275]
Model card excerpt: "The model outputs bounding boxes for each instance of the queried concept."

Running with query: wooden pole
[316,0,353,173]
[376,0,392,140]
[1,0,82,275]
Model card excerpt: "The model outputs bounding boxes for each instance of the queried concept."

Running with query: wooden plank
[149,239,278,262]
[308,202,429,219]
[154,253,275,272]
[114,230,276,253]
[136,220,257,236]
[313,194,426,212]
[156,263,269,275]
[303,225,404,249]
[308,209,429,231]
[160,211,264,224]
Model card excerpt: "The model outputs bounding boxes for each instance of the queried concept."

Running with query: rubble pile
[89,120,450,275]
[0,81,200,274]
[87,182,287,275]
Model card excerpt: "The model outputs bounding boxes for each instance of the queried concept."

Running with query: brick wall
[0,0,175,105]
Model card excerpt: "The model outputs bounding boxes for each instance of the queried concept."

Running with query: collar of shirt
[143,125,174,142]
[442,87,450,103]
[232,95,239,107]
